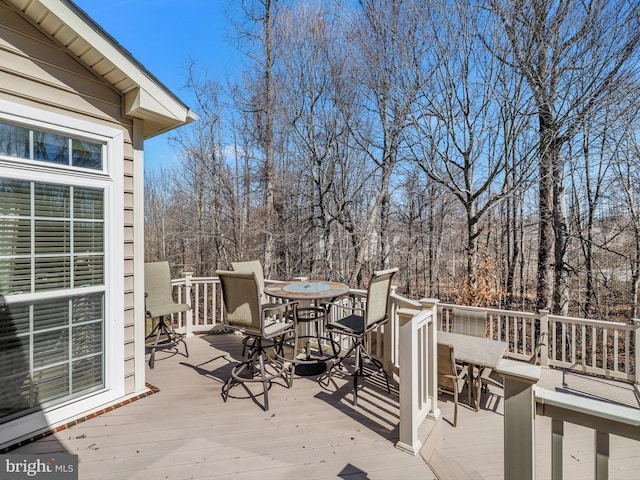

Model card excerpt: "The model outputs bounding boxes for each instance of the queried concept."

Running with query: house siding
[0,1,140,396]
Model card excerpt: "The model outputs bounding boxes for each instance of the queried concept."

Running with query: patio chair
[231,260,288,356]
[453,306,499,395]
[217,270,298,411]
[324,267,398,406]
[144,261,191,369]
[452,307,487,337]
[437,342,470,427]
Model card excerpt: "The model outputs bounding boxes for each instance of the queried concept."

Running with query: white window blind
[0,177,105,423]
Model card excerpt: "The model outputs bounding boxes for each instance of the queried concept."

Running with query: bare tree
[408,0,534,302]
[347,0,429,283]
[275,1,369,280]
[229,0,283,276]
[490,0,640,313]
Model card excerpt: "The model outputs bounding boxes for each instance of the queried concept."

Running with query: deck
[11,333,640,480]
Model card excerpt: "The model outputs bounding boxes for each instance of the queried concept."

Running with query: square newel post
[420,298,439,419]
[497,359,541,480]
[395,299,440,456]
[634,319,640,385]
[182,272,194,337]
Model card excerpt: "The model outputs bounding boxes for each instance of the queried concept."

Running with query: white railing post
[420,298,439,420]
[395,299,439,456]
[182,271,194,337]
[497,359,541,480]
[384,286,399,374]
[634,319,640,385]
[539,310,549,367]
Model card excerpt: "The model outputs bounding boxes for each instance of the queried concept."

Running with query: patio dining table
[438,330,507,411]
[264,280,350,375]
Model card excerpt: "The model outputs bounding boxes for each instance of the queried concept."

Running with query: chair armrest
[263,301,297,313]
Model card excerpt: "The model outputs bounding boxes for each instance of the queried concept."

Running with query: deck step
[428,450,485,480]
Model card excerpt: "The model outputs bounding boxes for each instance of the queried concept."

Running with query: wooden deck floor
[11,333,640,479]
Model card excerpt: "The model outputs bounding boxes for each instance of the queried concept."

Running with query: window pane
[0,258,31,295]
[0,123,30,158]
[34,184,69,218]
[72,293,104,324]
[33,298,69,331]
[33,131,68,165]
[72,140,102,170]
[35,364,69,404]
[74,222,103,253]
[0,179,31,216]
[35,256,70,291]
[72,356,103,394]
[1,303,30,336]
[74,188,103,219]
[72,323,102,357]
[0,218,31,256]
[0,335,29,375]
[35,220,70,254]
[33,329,69,366]
[74,255,103,286]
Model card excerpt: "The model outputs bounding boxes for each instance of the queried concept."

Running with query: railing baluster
[571,323,576,365]
[614,330,619,373]
[603,327,608,372]
[592,325,597,368]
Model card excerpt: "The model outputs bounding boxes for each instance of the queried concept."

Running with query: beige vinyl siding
[0,2,139,395]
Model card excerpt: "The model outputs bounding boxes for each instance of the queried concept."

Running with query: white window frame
[0,99,124,445]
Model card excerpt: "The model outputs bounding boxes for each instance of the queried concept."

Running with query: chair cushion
[326,314,363,335]
[147,301,191,318]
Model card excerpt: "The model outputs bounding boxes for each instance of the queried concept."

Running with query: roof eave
[6,0,196,139]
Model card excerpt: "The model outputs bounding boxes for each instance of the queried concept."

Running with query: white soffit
[5,0,197,138]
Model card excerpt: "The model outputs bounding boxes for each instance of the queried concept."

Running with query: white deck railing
[169,278,639,384]
[499,360,640,480]
[439,303,640,384]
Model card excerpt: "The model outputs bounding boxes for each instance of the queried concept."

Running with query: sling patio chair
[437,342,470,427]
[217,270,298,411]
[452,306,487,337]
[231,260,288,356]
[144,261,191,369]
[324,267,398,406]
[452,306,503,393]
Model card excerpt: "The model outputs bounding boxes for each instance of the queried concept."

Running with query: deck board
[11,333,640,479]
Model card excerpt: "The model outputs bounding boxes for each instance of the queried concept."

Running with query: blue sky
[74,0,235,172]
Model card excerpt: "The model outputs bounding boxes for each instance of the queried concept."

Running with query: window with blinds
[0,177,105,423]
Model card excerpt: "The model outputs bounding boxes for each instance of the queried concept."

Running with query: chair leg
[359,342,391,394]
[353,344,361,406]
[148,318,164,369]
[146,316,188,368]
[453,386,458,427]
[181,337,189,359]
[258,349,269,411]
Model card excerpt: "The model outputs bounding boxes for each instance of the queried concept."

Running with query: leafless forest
[143,0,640,320]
